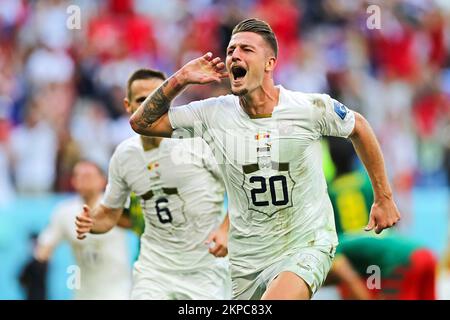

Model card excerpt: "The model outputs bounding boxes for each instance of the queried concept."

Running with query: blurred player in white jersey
[129,18,401,300]
[35,160,132,299]
[76,69,230,300]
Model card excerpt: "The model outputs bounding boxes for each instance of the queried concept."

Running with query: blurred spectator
[0,0,27,35]
[0,105,14,205]
[10,102,57,194]
[252,0,301,64]
[54,127,82,192]
[35,159,132,299]
[70,99,115,171]
[33,0,74,50]
[277,40,328,93]
[25,47,74,89]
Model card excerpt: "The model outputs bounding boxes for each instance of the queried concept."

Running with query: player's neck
[140,136,162,151]
[239,83,279,116]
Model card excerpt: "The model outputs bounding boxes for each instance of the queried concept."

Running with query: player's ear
[265,57,276,72]
[123,97,132,114]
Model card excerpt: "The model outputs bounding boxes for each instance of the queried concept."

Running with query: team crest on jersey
[333,100,348,120]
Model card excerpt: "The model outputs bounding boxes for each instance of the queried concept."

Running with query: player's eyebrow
[227,43,256,51]
[241,44,256,50]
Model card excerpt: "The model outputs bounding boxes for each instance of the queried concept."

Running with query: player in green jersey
[325,137,437,300]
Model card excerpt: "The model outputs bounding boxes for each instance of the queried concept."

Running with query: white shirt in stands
[168,85,356,278]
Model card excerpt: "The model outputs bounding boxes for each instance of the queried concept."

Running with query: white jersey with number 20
[168,85,356,279]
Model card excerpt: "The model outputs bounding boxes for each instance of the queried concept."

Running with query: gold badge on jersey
[147,161,159,171]
[254,132,270,141]
[147,161,161,180]
[255,131,272,171]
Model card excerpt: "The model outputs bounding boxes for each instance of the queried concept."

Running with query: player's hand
[75,205,94,240]
[205,226,228,257]
[365,198,401,234]
[179,52,228,85]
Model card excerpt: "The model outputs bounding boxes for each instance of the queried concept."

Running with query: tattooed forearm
[137,81,171,129]
[130,74,186,134]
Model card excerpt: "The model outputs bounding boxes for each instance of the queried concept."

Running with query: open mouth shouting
[231,65,247,86]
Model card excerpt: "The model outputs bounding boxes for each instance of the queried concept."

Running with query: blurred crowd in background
[0,0,449,298]
[1,0,450,196]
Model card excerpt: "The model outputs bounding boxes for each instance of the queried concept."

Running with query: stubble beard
[231,87,248,96]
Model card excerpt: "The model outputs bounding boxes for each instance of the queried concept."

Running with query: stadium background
[0,0,448,299]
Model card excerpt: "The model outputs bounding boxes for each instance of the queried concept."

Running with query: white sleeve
[200,140,224,188]
[101,150,130,209]
[168,100,207,138]
[37,206,66,249]
[314,94,356,138]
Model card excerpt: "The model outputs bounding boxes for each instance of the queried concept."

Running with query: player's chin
[231,87,248,96]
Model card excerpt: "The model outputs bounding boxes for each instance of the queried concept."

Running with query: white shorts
[232,245,335,300]
[74,280,131,300]
[131,259,231,300]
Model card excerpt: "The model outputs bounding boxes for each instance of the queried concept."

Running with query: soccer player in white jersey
[128,18,401,300]
[35,160,132,299]
[75,69,231,300]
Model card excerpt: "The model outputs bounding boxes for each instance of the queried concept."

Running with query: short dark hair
[232,18,278,58]
[127,68,166,100]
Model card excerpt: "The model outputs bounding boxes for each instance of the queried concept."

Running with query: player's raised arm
[348,112,401,234]
[129,52,228,137]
